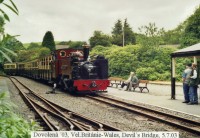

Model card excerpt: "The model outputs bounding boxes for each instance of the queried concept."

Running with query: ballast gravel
[4,76,199,138]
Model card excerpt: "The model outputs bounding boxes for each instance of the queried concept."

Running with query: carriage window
[60,50,66,57]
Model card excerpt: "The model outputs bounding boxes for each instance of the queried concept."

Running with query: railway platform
[106,82,200,117]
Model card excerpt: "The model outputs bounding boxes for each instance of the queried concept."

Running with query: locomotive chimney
[83,44,90,61]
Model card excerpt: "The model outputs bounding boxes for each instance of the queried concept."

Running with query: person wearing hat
[182,63,192,103]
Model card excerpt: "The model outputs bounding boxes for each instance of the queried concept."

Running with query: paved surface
[0,79,9,95]
[106,83,200,117]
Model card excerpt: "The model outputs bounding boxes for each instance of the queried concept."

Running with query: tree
[89,31,111,48]
[123,19,136,45]
[162,22,186,45]
[137,23,165,64]
[111,19,123,46]
[42,31,56,51]
[138,22,164,48]
[180,6,200,48]
[111,19,136,46]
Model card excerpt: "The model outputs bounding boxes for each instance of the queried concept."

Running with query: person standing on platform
[188,63,198,105]
[46,83,57,94]
[182,63,192,103]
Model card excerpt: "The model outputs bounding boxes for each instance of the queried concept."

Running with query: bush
[136,67,155,80]
[90,44,186,81]
[0,92,39,138]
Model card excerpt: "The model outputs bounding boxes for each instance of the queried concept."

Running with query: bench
[108,77,125,88]
[132,80,149,92]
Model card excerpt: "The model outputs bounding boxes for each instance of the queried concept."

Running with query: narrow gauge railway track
[9,77,121,131]
[87,94,200,135]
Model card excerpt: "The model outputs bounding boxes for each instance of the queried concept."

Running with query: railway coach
[3,63,18,75]
[4,45,110,94]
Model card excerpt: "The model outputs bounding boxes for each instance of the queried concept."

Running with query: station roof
[171,43,200,58]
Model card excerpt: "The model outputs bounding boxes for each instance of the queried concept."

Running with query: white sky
[3,0,200,43]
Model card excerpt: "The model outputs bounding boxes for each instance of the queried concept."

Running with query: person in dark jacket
[188,63,198,105]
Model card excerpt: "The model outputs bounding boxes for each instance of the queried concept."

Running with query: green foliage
[112,19,123,46]
[180,5,200,48]
[23,42,42,49]
[0,1,22,64]
[27,42,41,50]
[90,45,109,56]
[136,67,155,80]
[68,41,86,49]
[3,37,24,62]
[111,19,136,46]
[90,44,180,81]
[16,46,50,62]
[38,47,51,58]
[0,0,18,22]
[108,48,137,76]
[0,92,39,138]
[0,34,20,63]
[42,31,56,51]
[123,19,136,45]
[89,31,111,48]
[0,16,5,33]
[91,45,138,77]
[162,22,186,45]
[138,23,164,48]
[16,43,42,62]
[57,40,86,49]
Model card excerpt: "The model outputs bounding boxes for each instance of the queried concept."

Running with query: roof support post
[194,56,197,64]
[171,57,176,99]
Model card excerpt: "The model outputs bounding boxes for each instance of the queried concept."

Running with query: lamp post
[122,25,124,47]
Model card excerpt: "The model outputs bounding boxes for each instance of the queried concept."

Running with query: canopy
[171,43,200,57]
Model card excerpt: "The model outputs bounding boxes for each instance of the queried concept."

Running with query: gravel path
[3,76,199,138]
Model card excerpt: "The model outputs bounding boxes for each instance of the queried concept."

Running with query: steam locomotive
[4,45,110,94]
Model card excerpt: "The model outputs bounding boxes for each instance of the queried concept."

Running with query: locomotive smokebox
[83,44,90,61]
